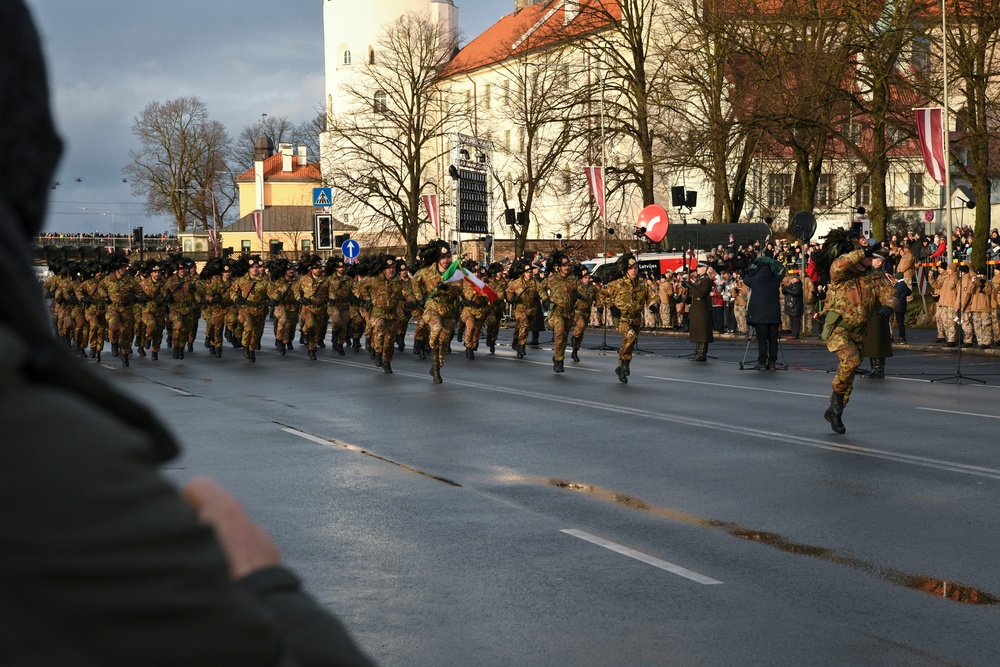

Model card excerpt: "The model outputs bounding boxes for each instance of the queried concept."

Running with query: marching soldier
[294,255,330,360]
[80,260,108,362]
[367,255,405,373]
[570,265,597,362]
[137,261,168,361]
[205,260,238,357]
[268,259,301,355]
[506,259,539,359]
[814,231,897,434]
[104,256,139,367]
[326,257,351,355]
[459,262,489,361]
[483,263,508,355]
[163,259,198,360]
[411,240,459,383]
[542,250,580,373]
[231,256,270,362]
[394,259,411,353]
[603,253,656,383]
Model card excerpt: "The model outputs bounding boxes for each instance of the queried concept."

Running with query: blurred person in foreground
[0,3,374,665]
[813,230,898,434]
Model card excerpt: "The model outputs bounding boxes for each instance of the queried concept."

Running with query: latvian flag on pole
[915,108,947,186]
[422,194,440,236]
[252,210,263,241]
[442,259,498,303]
[584,166,606,220]
[208,228,218,250]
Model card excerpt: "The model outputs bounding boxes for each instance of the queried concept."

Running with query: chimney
[298,145,307,167]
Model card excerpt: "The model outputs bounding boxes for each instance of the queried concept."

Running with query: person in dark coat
[782,274,804,339]
[861,254,894,379]
[892,271,912,344]
[687,263,715,361]
[0,5,376,664]
[743,253,786,370]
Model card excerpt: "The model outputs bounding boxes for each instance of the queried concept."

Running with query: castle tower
[322,0,458,120]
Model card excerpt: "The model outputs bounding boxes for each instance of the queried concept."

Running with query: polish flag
[423,194,439,236]
[584,166,605,220]
[915,108,947,186]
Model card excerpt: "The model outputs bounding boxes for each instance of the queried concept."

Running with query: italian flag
[442,260,498,303]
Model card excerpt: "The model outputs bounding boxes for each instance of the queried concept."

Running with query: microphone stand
[931,273,985,383]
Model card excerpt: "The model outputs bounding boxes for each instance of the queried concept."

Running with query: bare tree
[234,112,323,174]
[124,97,231,233]
[944,0,1000,268]
[322,13,458,261]
[492,50,590,257]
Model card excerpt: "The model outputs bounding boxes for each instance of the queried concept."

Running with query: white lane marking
[919,407,1000,420]
[281,427,334,447]
[431,377,1000,481]
[561,529,723,585]
[645,375,827,398]
[165,387,193,396]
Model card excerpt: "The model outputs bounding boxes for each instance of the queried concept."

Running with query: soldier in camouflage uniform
[163,260,198,360]
[992,270,1000,345]
[932,263,959,345]
[104,256,139,367]
[394,260,412,353]
[294,256,330,360]
[205,260,237,357]
[367,255,405,373]
[570,265,597,362]
[603,253,656,383]
[80,261,108,362]
[955,265,977,347]
[542,250,581,373]
[232,256,271,362]
[815,232,898,434]
[325,258,351,355]
[458,262,490,361]
[268,259,301,356]
[411,241,459,383]
[66,263,89,357]
[403,260,429,359]
[505,259,539,360]
[967,267,994,348]
[483,263,508,355]
[137,262,167,360]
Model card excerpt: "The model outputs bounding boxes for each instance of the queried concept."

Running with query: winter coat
[743,262,783,325]
[782,279,804,317]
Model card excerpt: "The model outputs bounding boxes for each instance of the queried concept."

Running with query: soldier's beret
[247,256,262,267]
[383,256,396,269]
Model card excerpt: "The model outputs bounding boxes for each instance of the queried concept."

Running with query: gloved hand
[267,299,278,308]
[212,293,221,304]
[164,294,175,304]
[864,241,884,258]
[234,296,246,306]
[610,306,622,318]
[81,295,92,305]
[509,294,520,305]
[299,296,312,306]
[649,305,659,314]
[461,298,473,307]
[571,290,582,301]
[880,305,894,318]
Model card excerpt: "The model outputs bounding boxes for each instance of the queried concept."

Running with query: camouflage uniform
[506,273,540,357]
[604,272,656,370]
[412,262,460,375]
[368,263,404,371]
[269,272,300,353]
[294,270,330,359]
[956,270,977,345]
[933,268,959,344]
[185,270,202,349]
[657,276,677,329]
[823,248,897,408]
[327,268,353,353]
[231,264,271,361]
[967,272,994,347]
[732,278,749,335]
[80,270,108,360]
[205,272,237,356]
[543,269,581,369]
[138,269,167,360]
[459,277,490,358]
[483,274,508,354]
[402,274,426,358]
[104,268,139,366]
[570,278,598,360]
[992,272,1000,343]
[163,270,198,357]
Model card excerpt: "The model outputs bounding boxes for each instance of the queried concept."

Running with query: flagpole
[942,0,953,263]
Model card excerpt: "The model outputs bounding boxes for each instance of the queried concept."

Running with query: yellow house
[224,136,354,257]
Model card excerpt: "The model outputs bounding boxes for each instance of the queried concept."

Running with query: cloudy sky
[26,0,502,235]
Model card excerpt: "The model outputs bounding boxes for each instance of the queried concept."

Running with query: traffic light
[132,226,143,244]
[315,214,333,250]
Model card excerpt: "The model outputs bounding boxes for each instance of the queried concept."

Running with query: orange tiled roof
[235,152,322,183]
[442,0,620,78]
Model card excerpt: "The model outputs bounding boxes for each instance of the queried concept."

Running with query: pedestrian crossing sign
[313,187,332,207]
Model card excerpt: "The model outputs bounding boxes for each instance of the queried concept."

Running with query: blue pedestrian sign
[341,239,360,261]
[313,187,332,207]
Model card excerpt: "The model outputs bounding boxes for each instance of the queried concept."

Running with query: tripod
[931,310,984,384]
[738,326,784,370]
[588,307,619,352]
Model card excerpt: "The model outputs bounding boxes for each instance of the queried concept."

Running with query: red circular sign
[638,205,669,243]
[924,209,935,222]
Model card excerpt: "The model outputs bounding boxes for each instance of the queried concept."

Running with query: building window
[343,50,352,65]
[817,173,835,207]
[503,81,510,106]
[767,173,791,207]
[846,121,862,145]
[908,173,924,206]
[241,240,251,253]
[482,83,491,111]
[183,238,193,252]
[504,129,511,150]
[854,176,871,207]
[373,90,387,114]
[369,47,375,65]
[301,239,312,253]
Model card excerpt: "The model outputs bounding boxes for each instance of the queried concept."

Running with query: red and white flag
[208,228,218,250]
[422,194,439,236]
[915,108,947,186]
[584,166,605,220]
[252,210,263,241]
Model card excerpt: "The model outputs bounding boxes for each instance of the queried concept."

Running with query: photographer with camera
[743,251,785,370]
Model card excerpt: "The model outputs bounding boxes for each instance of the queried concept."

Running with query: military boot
[865,358,885,379]
[286,342,294,351]
[243,346,251,360]
[277,340,286,356]
[336,342,345,356]
[352,337,361,352]
[89,346,97,359]
[187,341,194,352]
[623,359,631,376]
[429,352,443,384]
[488,338,496,354]
[137,345,145,357]
[615,364,628,383]
[111,342,120,357]
[121,353,129,367]
[515,341,525,359]
[571,337,580,362]
[308,348,317,360]
[177,345,185,359]
[466,347,475,360]
[553,357,564,373]
[375,352,383,367]
[383,360,393,374]
[204,335,211,349]
[173,346,181,359]
[151,350,158,361]
[824,392,847,434]
[95,348,102,363]
[396,333,405,351]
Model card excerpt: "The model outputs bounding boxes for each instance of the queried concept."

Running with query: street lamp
[79,207,116,249]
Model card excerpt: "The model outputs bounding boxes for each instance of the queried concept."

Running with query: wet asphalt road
[100,325,1000,666]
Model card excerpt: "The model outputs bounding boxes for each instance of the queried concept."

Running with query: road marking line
[919,407,1000,420]
[561,529,723,585]
[165,386,193,396]
[280,427,334,447]
[645,376,828,398]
